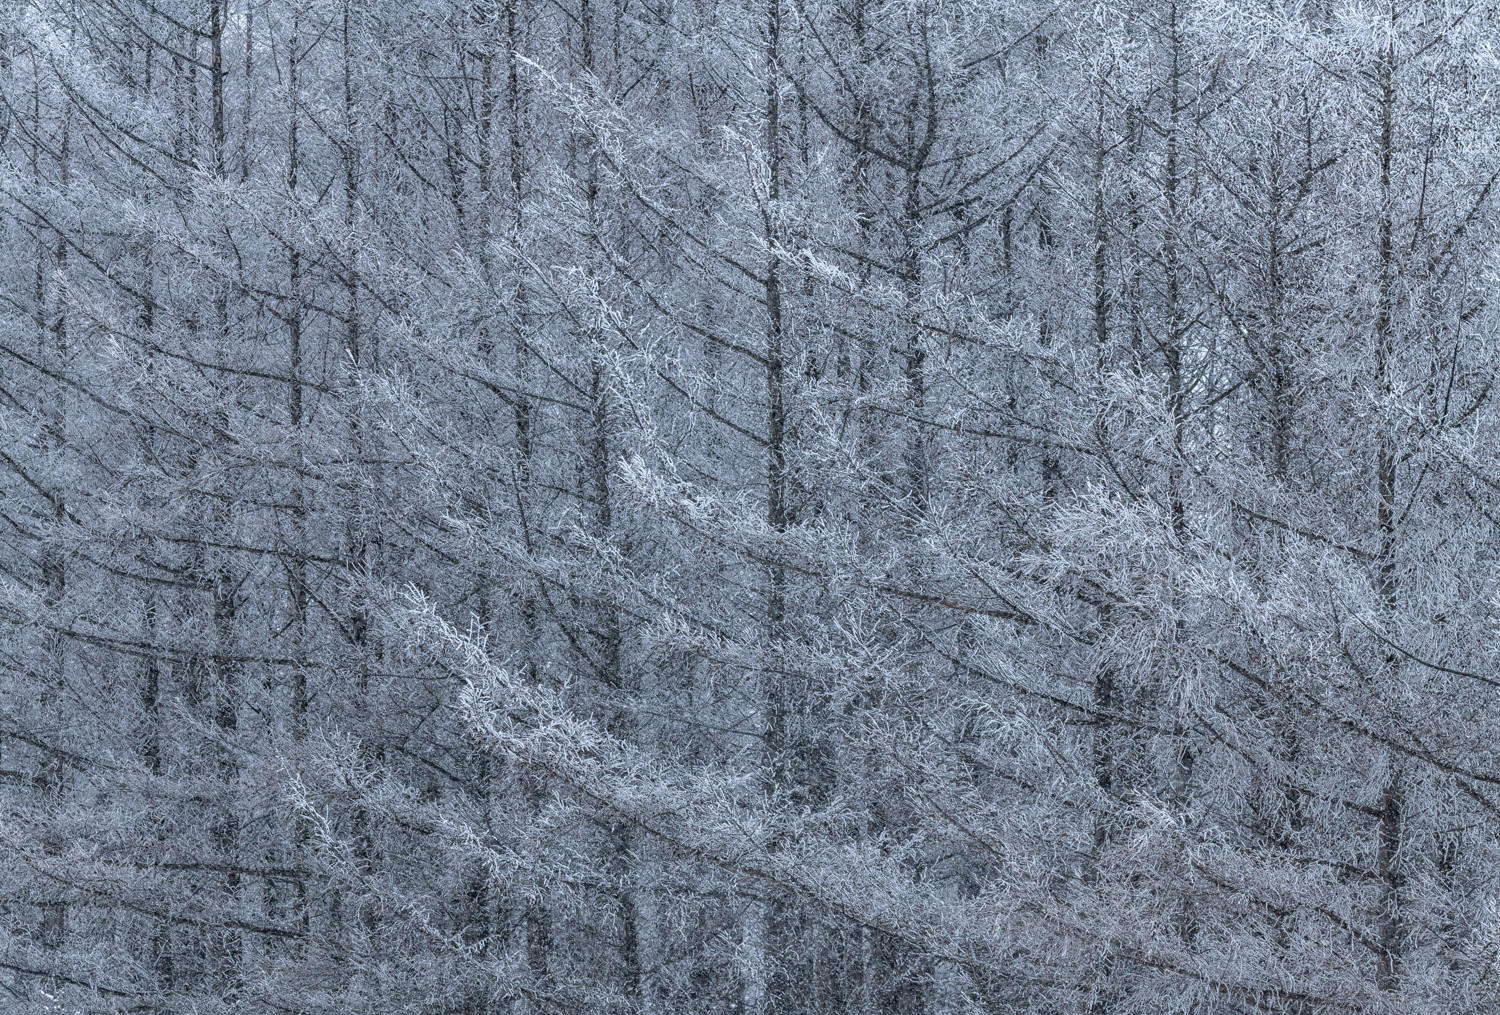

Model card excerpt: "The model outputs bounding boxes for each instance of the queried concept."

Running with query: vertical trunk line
[37,40,71,956]
[1373,34,1404,996]
[505,0,550,996]
[1088,79,1118,1015]
[1163,1,1193,808]
[209,0,243,987]
[761,4,793,1011]
[285,5,311,960]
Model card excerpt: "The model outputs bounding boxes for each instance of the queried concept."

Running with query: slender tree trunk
[1372,35,1404,996]
[207,0,244,987]
[900,152,929,518]
[336,1,383,975]
[760,4,794,1011]
[568,0,640,1004]
[1162,2,1193,810]
[502,0,551,997]
[239,0,252,182]
[1087,78,1119,1015]
[37,46,71,956]
[284,6,312,962]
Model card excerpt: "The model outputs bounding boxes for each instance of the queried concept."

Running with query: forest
[0,0,1497,1012]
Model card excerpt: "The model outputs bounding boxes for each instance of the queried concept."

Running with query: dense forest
[0,0,1498,1011]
